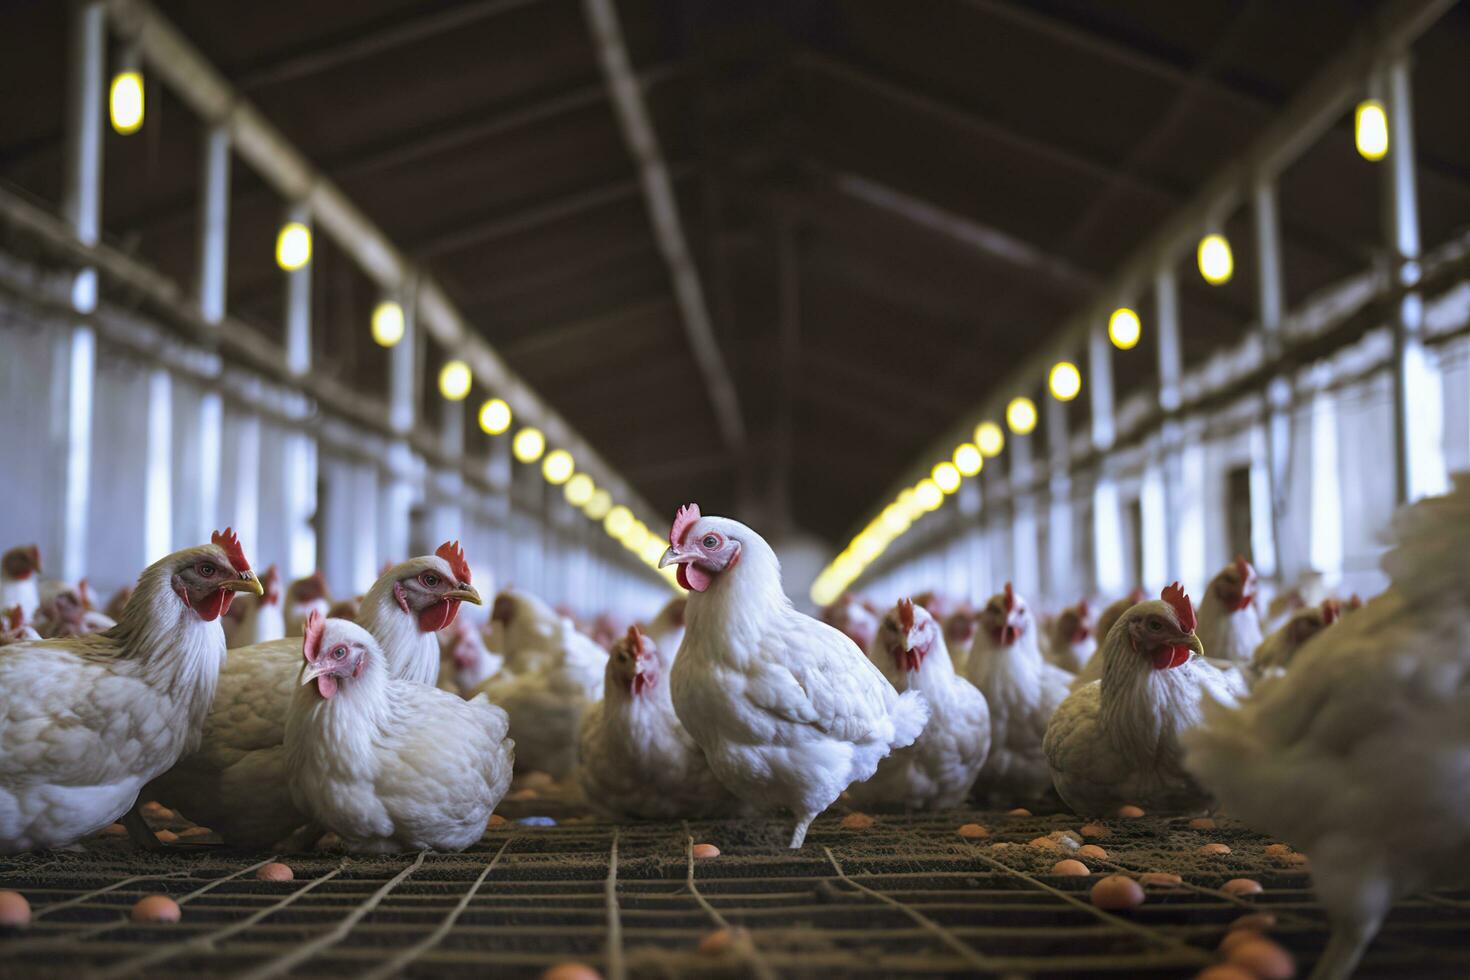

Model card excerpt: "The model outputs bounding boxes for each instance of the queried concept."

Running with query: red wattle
[1232,593,1255,612]
[1151,645,1191,670]
[418,598,462,633]
[196,588,232,622]
[316,674,338,699]
[678,564,712,592]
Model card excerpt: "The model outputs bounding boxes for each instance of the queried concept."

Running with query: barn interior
[2,1,1470,977]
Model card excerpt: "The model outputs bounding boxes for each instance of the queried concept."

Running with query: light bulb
[371,301,405,348]
[975,421,1005,457]
[604,505,634,538]
[564,473,595,507]
[953,443,982,477]
[541,448,574,485]
[932,461,962,494]
[1006,396,1037,435]
[275,222,312,271]
[109,71,144,134]
[478,398,511,435]
[584,489,613,520]
[1355,100,1389,161]
[438,360,471,401]
[1108,307,1141,350]
[1049,361,1081,401]
[512,426,545,463]
[1197,233,1233,285]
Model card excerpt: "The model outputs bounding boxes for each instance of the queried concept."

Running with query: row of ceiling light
[809,99,1392,607]
[105,61,1391,603]
[107,65,682,591]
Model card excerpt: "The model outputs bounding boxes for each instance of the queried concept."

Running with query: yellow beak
[446,586,482,605]
[221,572,265,596]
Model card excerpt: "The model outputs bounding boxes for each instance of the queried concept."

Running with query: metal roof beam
[583,0,746,453]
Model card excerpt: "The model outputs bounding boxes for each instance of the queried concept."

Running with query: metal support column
[1154,267,1183,582]
[1046,394,1073,602]
[1382,56,1448,504]
[190,123,230,544]
[283,203,312,376]
[382,286,419,564]
[1252,177,1287,579]
[1009,429,1040,599]
[58,0,105,584]
[430,399,465,549]
[1089,320,1126,595]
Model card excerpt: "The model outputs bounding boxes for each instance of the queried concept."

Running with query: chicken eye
[702,534,719,549]
[198,562,217,578]
[420,572,441,588]
[331,646,347,660]
[1147,617,1164,631]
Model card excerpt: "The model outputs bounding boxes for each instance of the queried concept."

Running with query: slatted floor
[2,799,1469,979]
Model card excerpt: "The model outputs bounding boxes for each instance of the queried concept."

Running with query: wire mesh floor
[3,793,1469,979]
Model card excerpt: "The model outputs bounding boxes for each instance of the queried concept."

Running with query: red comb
[1076,597,1090,617]
[897,598,915,631]
[670,503,701,547]
[1162,582,1196,632]
[302,609,325,663]
[1348,593,1363,610]
[1003,582,1015,612]
[211,527,251,572]
[436,540,471,584]
[1127,587,1145,604]
[626,624,646,655]
[1321,598,1341,625]
[1235,555,1253,581]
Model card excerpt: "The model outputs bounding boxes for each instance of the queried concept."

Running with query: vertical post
[1253,176,1288,579]
[484,429,512,576]
[1009,428,1040,599]
[382,287,418,565]
[1308,388,1344,585]
[143,368,173,563]
[1046,394,1072,602]
[1155,267,1183,582]
[430,399,465,547]
[283,204,312,377]
[58,0,105,585]
[1089,321,1126,595]
[956,475,983,604]
[193,123,230,543]
[1381,56,1448,504]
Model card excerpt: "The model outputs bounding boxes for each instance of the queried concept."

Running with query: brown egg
[130,895,181,923]
[153,829,178,844]
[1077,844,1108,860]
[1189,817,1217,830]
[1264,843,1293,858]
[1218,929,1264,955]
[487,814,508,828]
[0,891,31,928]
[1140,872,1183,887]
[149,806,175,820]
[840,813,875,830]
[1052,860,1090,876]
[1079,823,1111,839]
[1090,875,1145,909]
[691,843,721,858]
[101,823,128,838]
[699,926,749,955]
[956,823,990,839]
[256,863,294,882]
[140,801,168,817]
[177,827,212,839]
[1195,966,1257,980]
[1199,843,1233,856]
[1029,836,1064,853]
[1117,805,1146,819]
[541,963,603,980]
[1230,913,1278,932]
[1006,808,1033,817]
[1222,878,1263,896]
[520,771,556,790]
[1285,853,1310,867]
[1226,937,1297,979]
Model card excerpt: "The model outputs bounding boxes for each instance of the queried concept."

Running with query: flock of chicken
[1,476,1467,979]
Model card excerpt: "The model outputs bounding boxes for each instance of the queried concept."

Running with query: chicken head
[301,611,373,699]
[390,541,483,632]
[171,528,263,621]
[1,544,40,580]
[607,625,659,698]
[1122,583,1206,670]
[658,503,741,592]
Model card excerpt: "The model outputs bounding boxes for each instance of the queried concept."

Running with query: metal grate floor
[2,797,1469,979]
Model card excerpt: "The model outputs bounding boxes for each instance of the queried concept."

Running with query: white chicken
[964,583,1071,806]
[1043,598,1097,674]
[576,626,735,819]
[490,588,605,691]
[285,613,514,853]
[223,564,284,647]
[849,599,990,811]
[145,543,481,847]
[438,615,503,695]
[31,578,104,638]
[1185,476,1470,980]
[1043,584,1234,816]
[0,606,40,647]
[662,504,929,848]
[1195,556,1263,666]
[0,544,41,624]
[644,595,687,658]
[0,530,260,853]
[820,593,881,653]
[1247,598,1342,688]
[284,570,332,636]
[942,604,978,673]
